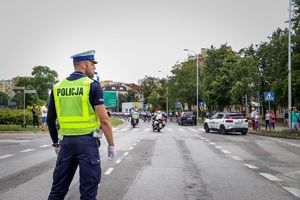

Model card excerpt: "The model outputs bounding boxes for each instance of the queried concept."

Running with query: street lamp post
[288,0,292,130]
[184,49,199,120]
[158,70,169,115]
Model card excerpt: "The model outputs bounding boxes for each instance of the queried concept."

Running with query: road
[0,121,299,200]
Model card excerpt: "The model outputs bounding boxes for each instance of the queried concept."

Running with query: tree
[202,44,239,110]
[0,91,9,107]
[141,76,159,105]
[31,66,58,101]
[127,90,139,102]
[291,0,300,107]
[169,57,200,110]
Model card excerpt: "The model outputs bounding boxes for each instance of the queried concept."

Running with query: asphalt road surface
[0,121,299,200]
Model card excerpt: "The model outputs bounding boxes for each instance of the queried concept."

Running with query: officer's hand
[107,146,116,160]
[52,143,61,155]
[55,145,61,155]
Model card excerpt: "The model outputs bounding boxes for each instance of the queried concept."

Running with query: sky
[0,0,289,84]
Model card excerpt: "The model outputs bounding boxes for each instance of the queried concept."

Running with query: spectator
[284,109,289,127]
[41,102,48,131]
[32,104,39,128]
[251,108,257,131]
[291,107,299,132]
[265,110,270,130]
[270,110,276,130]
[255,112,260,131]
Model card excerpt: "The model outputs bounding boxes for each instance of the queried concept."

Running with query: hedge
[0,109,35,125]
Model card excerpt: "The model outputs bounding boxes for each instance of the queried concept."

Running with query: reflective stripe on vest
[53,77,100,136]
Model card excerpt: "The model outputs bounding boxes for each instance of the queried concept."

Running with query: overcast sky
[0,0,288,83]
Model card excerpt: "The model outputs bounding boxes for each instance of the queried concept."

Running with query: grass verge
[251,129,300,139]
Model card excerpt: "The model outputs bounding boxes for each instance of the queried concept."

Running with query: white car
[204,112,248,135]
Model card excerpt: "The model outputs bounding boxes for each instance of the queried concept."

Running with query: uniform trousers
[48,133,101,200]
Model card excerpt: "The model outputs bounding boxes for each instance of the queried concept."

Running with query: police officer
[47,50,115,200]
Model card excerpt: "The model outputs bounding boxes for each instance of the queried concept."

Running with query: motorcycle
[131,118,139,128]
[152,119,164,132]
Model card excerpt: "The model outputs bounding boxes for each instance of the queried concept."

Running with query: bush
[0,109,34,125]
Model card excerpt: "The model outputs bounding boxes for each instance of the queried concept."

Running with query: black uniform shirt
[47,71,104,144]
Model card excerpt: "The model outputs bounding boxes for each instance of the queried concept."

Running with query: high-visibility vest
[53,77,100,136]
[131,113,139,119]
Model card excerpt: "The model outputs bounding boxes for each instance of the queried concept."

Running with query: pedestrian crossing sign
[264,92,275,102]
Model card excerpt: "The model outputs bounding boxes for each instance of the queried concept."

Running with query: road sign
[175,102,182,109]
[200,106,204,111]
[104,91,117,107]
[199,102,205,107]
[25,90,36,94]
[264,92,275,102]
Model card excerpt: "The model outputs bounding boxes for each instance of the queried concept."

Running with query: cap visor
[90,60,98,64]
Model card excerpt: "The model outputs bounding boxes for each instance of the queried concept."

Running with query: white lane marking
[133,143,137,146]
[259,173,282,181]
[145,128,150,131]
[123,152,129,156]
[104,167,114,175]
[120,128,128,132]
[136,140,140,142]
[179,128,185,132]
[0,154,13,159]
[0,139,30,143]
[21,149,35,153]
[129,146,133,150]
[209,142,216,145]
[205,139,210,142]
[221,150,231,154]
[115,159,122,164]
[215,146,223,149]
[39,145,50,148]
[283,187,300,198]
[232,156,243,161]
[244,164,258,169]
[112,127,118,131]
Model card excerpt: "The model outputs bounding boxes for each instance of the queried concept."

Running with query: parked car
[178,111,197,126]
[204,112,248,135]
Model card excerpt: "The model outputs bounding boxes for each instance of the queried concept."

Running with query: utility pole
[288,0,292,130]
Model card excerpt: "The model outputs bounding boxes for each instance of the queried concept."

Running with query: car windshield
[226,114,244,119]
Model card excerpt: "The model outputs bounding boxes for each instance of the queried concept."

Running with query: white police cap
[71,50,98,64]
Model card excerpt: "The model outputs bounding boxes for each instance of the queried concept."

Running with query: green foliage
[141,76,159,105]
[0,109,33,125]
[0,91,9,106]
[31,66,58,101]
[169,57,200,109]
[13,66,58,108]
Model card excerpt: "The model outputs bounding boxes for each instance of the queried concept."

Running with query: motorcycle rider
[130,109,140,125]
[152,110,165,127]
